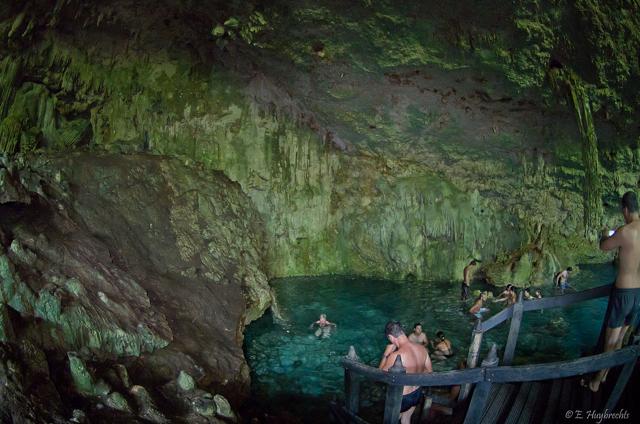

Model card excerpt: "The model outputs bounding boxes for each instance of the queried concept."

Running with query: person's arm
[424,353,433,373]
[309,321,318,329]
[379,347,398,370]
[600,228,623,251]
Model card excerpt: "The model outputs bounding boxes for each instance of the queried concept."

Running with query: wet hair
[567,267,573,272]
[320,314,327,319]
[470,260,477,265]
[436,330,445,340]
[621,191,639,213]
[413,322,422,329]
[385,321,404,338]
[506,284,513,291]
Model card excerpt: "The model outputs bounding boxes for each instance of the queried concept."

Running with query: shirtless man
[461,260,479,301]
[583,191,640,392]
[309,313,336,338]
[379,321,432,424]
[554,267,573,290]
[408,323,428,347]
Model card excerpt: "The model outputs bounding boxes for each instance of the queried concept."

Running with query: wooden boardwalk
[478,377,600,424]
[332,283,640,424]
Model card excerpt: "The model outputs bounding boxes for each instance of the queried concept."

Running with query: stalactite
[0,56,21,120]
[551,69,603,238]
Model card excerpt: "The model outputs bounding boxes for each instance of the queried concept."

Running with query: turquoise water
[243,263,615,419]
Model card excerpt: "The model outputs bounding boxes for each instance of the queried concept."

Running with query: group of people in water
[377,190,640,423]
[305,191,640,423]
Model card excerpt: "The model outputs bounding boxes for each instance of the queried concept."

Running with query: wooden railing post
[460,319,483,401]
[604,343,639,410]
[383,355,405,424]
[503,291,524,365]
[464,344,499,424]
[344,346,361,415]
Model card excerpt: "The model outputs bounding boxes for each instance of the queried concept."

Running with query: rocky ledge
[0,152,273,422]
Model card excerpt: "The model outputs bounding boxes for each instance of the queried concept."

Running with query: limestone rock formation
[0,153,272,421]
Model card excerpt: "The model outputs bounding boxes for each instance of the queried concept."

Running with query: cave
[1,1,639,423]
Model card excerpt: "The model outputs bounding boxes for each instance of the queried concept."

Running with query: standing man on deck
[461,259,479,301]
[379,321,432,424]
[583,191,640,392]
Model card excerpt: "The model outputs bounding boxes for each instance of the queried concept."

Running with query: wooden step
[518,381,543,424]
[480,383,516,424]
[541,379,563,424]
[504,382,532,424]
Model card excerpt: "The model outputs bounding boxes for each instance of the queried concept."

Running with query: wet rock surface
[0,153,272,421]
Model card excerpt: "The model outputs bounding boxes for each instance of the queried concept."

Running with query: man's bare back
[602,219,640,289]
[381,336,432,394]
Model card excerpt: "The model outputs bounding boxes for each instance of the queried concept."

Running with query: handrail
[478,282,612,332]
[340,358,485,386]
[521,283,612,313]
[479,307,512,332]
[339,344,639,387]
[487,344,639,383]
[338,282,632,424]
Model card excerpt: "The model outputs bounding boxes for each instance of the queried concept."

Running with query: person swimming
[309,313,336,338]
[469,292,489,317]
[430,331,453,360]
[523,288,533,300]
[494,284,517,306]
[408,322,429,347]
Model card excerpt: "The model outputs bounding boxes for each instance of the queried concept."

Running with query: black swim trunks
[461,283,470,301]
[608,287,640,328]
[400,388,423,413]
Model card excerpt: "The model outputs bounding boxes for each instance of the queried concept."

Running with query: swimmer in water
[309,313,336,338]
[430,331,453,360]
[523,288,534,300]
[494,284,517,306]
[469,292,489,317]
[535,289,543,299]
[408,323,428,347]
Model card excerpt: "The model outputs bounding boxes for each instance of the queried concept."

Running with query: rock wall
[0,153,271,421]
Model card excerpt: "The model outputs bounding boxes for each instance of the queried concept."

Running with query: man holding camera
[583,191,640,392]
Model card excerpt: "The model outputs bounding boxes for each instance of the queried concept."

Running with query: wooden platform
[336,284,640,424]
[477,377,605,424]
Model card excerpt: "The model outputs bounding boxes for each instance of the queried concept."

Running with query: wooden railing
[336,282,639,424]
